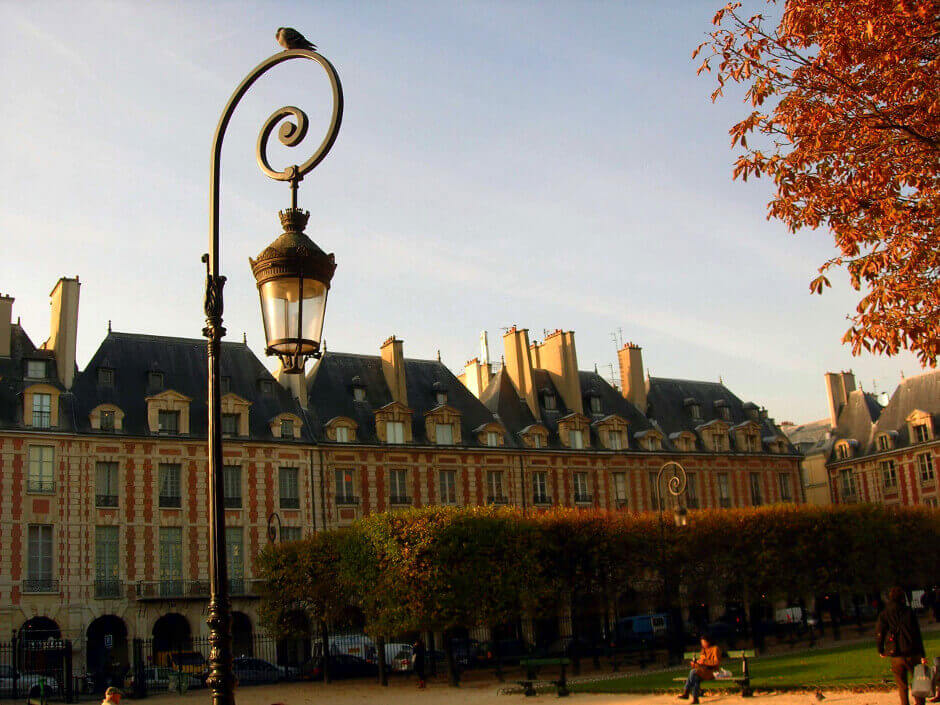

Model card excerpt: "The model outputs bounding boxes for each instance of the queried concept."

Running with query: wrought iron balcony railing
[96,494,119,508]
[27,480,55,494]
[574,493,594,504]
[23,578,59,593]
[335,495,360,506]
[95,578,123,599]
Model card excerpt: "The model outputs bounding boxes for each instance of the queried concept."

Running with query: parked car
[0,665,58,694]
[154,650,208,678]
[448,638,484,667]
[478,638,530,665]
[326,634,376,662]
[303,654,378,681]
[614,613,670,649]
[138,667,203,692]
[232,657,281,685]
[384,643,414,672]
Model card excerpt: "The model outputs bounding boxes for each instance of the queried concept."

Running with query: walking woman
[877,587,929,705]
[679,634,721,705]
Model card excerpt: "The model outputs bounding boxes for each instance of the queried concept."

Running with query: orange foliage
[694,1,940,364]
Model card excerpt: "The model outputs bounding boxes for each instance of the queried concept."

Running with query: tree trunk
[320,621,331,684]
[377,636,388,686]
[443,630,459,687]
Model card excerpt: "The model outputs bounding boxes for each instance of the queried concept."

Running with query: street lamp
[202,36,343,705]
[656,461,689,527]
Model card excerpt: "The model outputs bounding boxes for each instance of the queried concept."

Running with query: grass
[572,632,940,693]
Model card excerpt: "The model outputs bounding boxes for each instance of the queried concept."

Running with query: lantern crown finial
[279,207,310,233]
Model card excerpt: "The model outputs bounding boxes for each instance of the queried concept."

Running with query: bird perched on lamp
[276,27,317,51]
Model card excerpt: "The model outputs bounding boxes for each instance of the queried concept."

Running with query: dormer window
[543,391,557,410]
[568,430,584,449]
[222,414,239,437]
[532,434,543,448]
[386,421,405,444]
[876,434,892,452]
[353,387,366,402]
[914,424,930,443]
[158,410,180,435]
[744,403,760,422]
[486,431,500,447]
[221,376,232,395]
[259,380,274,397]
[100,410,115,432]
[26,360,46,379]
[607,430,623,450]
[433,382,448,407]
[685,399,702,421]
[148,371,164,390]
[32,393,52,428]
[716,403,731,421]
[590,396,602,414]
[334,426,348,442]
[435,423,454,445]
[98,368,114,387]
[281,418,295,439]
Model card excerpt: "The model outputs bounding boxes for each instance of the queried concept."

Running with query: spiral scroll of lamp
[201,42,343,705]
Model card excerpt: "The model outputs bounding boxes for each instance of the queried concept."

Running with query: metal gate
[0,635,74,702]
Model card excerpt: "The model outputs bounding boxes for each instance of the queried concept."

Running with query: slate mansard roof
[0,324,74,431]
[66,332,310,440]
[305,351,500,446]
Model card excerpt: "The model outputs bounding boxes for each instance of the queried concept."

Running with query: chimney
[536,329,583,415]
[0,294,13,358]
[276,362,308,408]
[617,343,647,413]
[380,335,408,406]
[502,326,539,420]
[460,357,491,399]
[840,370,857,397]
[824,372,849,427]
[43,277,80,389]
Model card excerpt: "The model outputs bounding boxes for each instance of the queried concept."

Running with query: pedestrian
[412,637,427,689]
[877,586,929,705]
[100,686,121,704]
[678,634,721,705]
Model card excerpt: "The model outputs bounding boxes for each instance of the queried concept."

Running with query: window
[749,472,763,505]
[590,396,602,414]
[96,462,119,507]
[613,473,627,505]
[686,473,698,508]
[574,472,591,502]
[925,497,939,507]
[148,371,164,389]
[98,368,114,386]
[544,393,556,411]
[718,473,731,508]
[221,414,238,436]
[743,433,759,452]
[158,464,182,508]
[645,435,662,451]
[439,469,457,504]
[836,444,849,460]
[531,434,543,449]
[279,467,300,509]
[223,466,242,508]
[569,430,584,449]
[710,431,726,452]
[26,525,53,592]
[158,410,179,434]
[840,469,856,496]
[779,473,793,502]
[335,469,356,504]
[917,453,935,483]
[386,421,405,444]
[260,380,274,397]
[914,424,930,443]
[26,360,46,378]
[607,430,623,450]
[353,386,367,402]
[281,418,295,439]
[689,403,702,421]
[487,470,505,502]
[221,376,231,394]
[32,393,51,428]
[435,423,454,445]
[720,407,731,421]
[159,527,182,596]
[334,426,349,443]
[486,431,500,447]
[877,434,891,451]
[881,460,898,489]
[226,527,244,594]
[389,469,409,504]
[436,390,448,406]
[533,471,549,504]
[28,446,55,493]
[281,526,303,542]
[100,409,115,432]
[95,526,120,598]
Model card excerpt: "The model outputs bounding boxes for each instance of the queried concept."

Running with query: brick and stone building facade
[0,278,802,674]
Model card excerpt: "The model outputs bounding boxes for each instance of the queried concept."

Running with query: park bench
[681,649,756,697]
[518,657,571,697]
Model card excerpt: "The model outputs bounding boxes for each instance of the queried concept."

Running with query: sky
[0,0,927,424]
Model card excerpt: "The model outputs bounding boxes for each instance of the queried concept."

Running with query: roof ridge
[108,331,248,347]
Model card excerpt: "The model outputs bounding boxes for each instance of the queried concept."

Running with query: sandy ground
[140,680,911,705]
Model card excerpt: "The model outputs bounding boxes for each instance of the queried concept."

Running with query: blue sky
[0,1,925,423]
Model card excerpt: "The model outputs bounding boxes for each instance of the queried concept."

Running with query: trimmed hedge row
[257,504,939,655]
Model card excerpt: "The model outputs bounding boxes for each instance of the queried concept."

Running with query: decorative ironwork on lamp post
[202,36,343,705]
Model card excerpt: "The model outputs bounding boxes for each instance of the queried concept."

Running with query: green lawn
[573,632,940,693]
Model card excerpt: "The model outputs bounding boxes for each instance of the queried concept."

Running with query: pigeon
[276,27,317,51]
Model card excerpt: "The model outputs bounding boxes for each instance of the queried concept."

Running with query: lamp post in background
[656,461,688,665]
[202,35,342,705]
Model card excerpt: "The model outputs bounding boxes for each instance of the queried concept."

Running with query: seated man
[679,635,721,705]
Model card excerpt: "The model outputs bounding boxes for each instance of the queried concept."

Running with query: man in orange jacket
[678,635,721,705]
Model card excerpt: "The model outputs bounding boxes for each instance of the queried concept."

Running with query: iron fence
[0,636,74,702]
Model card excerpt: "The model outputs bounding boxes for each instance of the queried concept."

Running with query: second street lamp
[202,32,343,705]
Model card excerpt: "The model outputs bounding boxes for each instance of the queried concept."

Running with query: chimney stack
[0,294,13,358]
[380,335,408,406]
[502,326,539,420]
[617,343,647,413]
[276,361,308,408]
[533,329,583,414]
[43,277,80,389]
[824,371,855,427]
[460,357,491,399]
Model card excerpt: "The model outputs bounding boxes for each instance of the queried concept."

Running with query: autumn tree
[694,1,940,364]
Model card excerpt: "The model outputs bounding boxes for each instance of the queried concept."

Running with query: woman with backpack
[877,587,929,705]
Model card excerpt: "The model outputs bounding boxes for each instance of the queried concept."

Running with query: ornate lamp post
[656,461,688,664]
[202,35,343,705]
